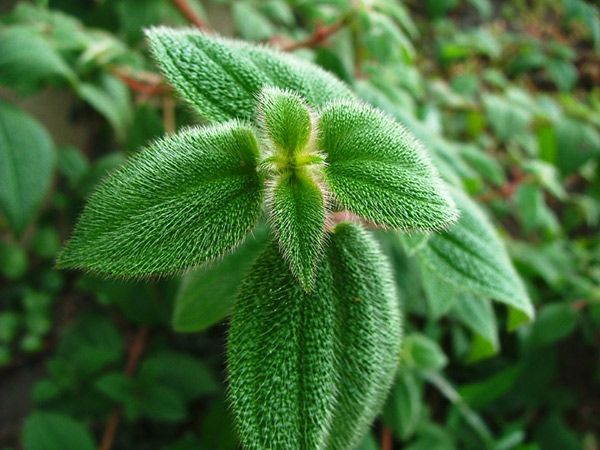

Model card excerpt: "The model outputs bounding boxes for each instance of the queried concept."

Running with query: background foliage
[1,0,599,449]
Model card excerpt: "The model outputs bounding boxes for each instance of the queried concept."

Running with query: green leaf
[57,122,263,276]
[0,100,56,236]
[0,241,28,279]
[138,352,220,399]
[414,188,535,324]
[403,333,448,371]
[270,173,326,290]
[56,314,123,376]
[318,102,458,230]
[173,224,270,332]
[228,222,401,450]
[452,293,499,355]
[419,261,458,319]
[145,27,354,123]
[23,412,95,450]
[524,303,578,349]
[383,370,423,439]
[232,2,276,41]
[458,365,522,408]
[75,73,132,141]
[258,87,313,157]
[0,26,76,93]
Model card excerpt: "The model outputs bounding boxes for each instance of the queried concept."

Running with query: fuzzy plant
[57,28,461,449]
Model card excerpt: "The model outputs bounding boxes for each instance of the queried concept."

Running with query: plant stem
[170,0,211,31]
[99,326,149,450]
[381,425,393,450]
[279,18,348,51]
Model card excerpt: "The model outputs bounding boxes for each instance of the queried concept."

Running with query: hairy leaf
[57,122,263,276]
[0,100,56,236]
[318,102,458,230]
[415,188,534,325]
[258,87,313,157]
[228,222,401,450]
[270,173,326,291]
[173,224,270,332]
[145,27,354,122]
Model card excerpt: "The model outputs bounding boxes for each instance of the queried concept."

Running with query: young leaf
[57,122,263,276]
[318,102,458,230]
[0,100,56,237]
[258,87,313,157]
[270,173,326,291]
[173,224,270,332]
[145,27,354,123]
[228,222,401,450]
[414,188,535,324]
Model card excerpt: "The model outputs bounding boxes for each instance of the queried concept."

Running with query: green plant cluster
[0,0,599,449]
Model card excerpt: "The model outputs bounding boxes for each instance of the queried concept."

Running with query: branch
[110,67,172,96]
[278,19,347,51]
[381,426,393,450]
[170,0,211,31]
[99,326,149,450]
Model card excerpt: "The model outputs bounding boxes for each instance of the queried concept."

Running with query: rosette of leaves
[57,28,458,449]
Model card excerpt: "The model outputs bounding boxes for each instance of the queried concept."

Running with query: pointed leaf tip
[228,222,401,449]
[58,122,263,276]
[270,173,326,291]
[258,86,313,157]
[318,102,458,231]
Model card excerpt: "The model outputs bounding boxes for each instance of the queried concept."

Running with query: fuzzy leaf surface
[0,100,56,236]
[258,87,312,157]
[57,122,263,276]
[270,174,326,290]
[146,27,354,122]
[415,188,534,324]
[318,102,458,230]
[228,222,402,450]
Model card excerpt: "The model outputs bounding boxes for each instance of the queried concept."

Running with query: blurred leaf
[173,224,269,332]
[0,241,27,279]
[524,303,578,349]
[483,94,532,141]
[453,293,499,357]
[138,352,220,400]
[315,46,354,85]
[0,25,76,93]
[232,2,275,41]
[414,188,535,327]
[0,100,56,236]
[56,314,123,376]
[23,412,95,450]
[459,365,522,408]
[404,333,448,371]
[75,73,132,141]
[555,118,600,174]
[383,370,423,439]
[419,261,458,319]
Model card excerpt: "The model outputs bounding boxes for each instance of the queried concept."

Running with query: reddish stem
[99,326,149,450]
[170,0,211,31]
[279,19,347,51]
